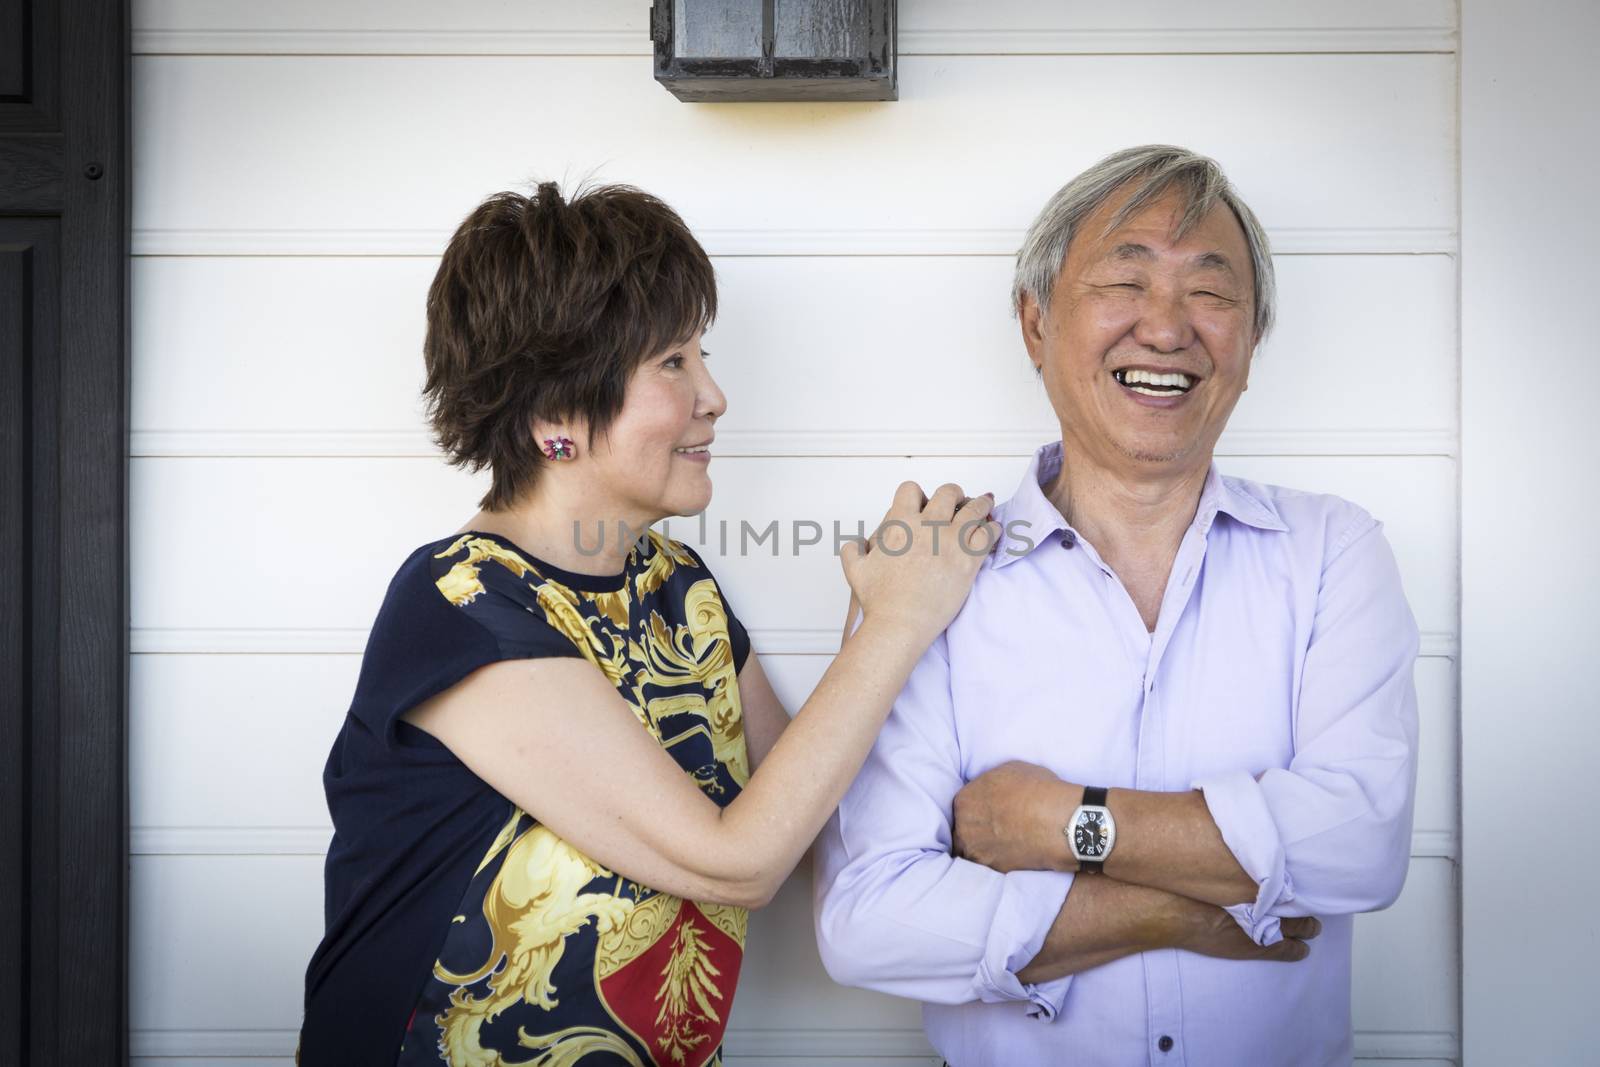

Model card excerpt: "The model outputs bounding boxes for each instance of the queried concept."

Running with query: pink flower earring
[541,435,576,461]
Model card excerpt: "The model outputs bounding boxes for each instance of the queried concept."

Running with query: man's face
[1020,186,1258,472]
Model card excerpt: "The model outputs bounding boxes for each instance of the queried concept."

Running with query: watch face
[1074,810,1108,858]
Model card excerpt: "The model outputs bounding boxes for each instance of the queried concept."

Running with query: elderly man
[813,145,1420,1066]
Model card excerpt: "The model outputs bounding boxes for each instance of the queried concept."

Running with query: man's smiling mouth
[1112,368,1196,397]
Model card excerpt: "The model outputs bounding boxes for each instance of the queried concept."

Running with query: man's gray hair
[1012,145,1276,340]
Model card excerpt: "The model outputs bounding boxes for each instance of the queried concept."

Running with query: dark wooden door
[1,1,129,1063]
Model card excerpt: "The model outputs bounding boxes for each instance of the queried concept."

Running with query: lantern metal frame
[650,0,897,102]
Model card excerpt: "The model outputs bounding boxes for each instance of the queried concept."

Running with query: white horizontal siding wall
[129,2,1460,1064]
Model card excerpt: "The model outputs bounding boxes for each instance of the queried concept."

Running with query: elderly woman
[295,183,998,1066]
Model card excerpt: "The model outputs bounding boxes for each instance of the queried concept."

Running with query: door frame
[0,0,130,1062]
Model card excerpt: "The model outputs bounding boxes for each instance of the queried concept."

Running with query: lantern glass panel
[673,0,763,58]
[775,0,869,58]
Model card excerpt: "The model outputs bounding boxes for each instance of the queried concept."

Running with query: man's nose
[1130,290,1195,353]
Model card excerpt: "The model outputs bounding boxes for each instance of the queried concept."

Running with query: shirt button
[1059,531,1077,549]
[1158,1036,1175,1053]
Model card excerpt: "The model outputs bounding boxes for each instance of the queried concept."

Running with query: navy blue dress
[298,529,752,1066]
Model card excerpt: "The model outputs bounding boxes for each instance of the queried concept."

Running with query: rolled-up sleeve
[813,631,1075,1018]
[1194,515,1421,944]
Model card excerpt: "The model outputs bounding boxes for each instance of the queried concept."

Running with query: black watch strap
[1077,786,1109,874]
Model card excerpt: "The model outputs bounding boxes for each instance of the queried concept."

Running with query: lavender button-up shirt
[814,440,1420,1067]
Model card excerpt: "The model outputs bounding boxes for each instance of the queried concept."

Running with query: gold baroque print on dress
[653,917,724,1063]
[634,533,697,599]
[512,1025,646,1067]
[536,581,633,688]
[596,894,683,981]
[434,821,635,1064]
[432,534,637,693]
[433,536,538,606]
[695,903,748,950]
[589,586,631,629]
[634,580,748,786]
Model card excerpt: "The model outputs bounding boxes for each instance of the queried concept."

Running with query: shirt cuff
[971,867,1075,1020]
[1194,770,1294,946]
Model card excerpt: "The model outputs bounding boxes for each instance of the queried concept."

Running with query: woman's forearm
[710,613,933,904]
[702,486,994,902]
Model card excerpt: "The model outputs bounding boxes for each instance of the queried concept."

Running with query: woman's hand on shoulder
[841,481,998,647]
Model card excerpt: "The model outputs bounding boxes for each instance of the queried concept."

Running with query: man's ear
[1018,292,1046,373]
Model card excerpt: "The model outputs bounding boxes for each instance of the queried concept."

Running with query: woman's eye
[664,355,684,368]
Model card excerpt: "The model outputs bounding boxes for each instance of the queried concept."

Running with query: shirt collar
[989,442,1070,568]
[1201,462,1289,534]
[991,441,1287,569]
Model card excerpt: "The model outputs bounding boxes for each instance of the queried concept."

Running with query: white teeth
[675,446,708,453]
[1129,385,1175,397]
[1119,369,1194,390]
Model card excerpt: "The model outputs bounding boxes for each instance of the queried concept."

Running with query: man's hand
[1015,872,1323,984]
[952,760,1077,873]
[1178,901,1322,963]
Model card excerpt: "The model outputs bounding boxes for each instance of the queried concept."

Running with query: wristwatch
[1066,786,1116,873]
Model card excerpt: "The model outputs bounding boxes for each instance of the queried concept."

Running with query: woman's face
[585,329,725,522]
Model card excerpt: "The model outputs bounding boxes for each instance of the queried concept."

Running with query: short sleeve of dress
[726,584,751,674]
[347,536,587,749]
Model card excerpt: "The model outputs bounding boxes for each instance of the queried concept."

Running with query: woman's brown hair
[422,181,717,511]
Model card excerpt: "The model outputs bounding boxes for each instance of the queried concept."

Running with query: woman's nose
[697,363,728,420]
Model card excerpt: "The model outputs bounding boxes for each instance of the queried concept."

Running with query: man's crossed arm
[951,764,1319,983]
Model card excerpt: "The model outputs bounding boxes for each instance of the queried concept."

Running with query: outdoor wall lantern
[651,0,896,102]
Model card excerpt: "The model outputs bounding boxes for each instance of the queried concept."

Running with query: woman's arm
[738,590,861,772]
[405,482,997,910]
[406,617,922,908]
[735,652,788,772]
